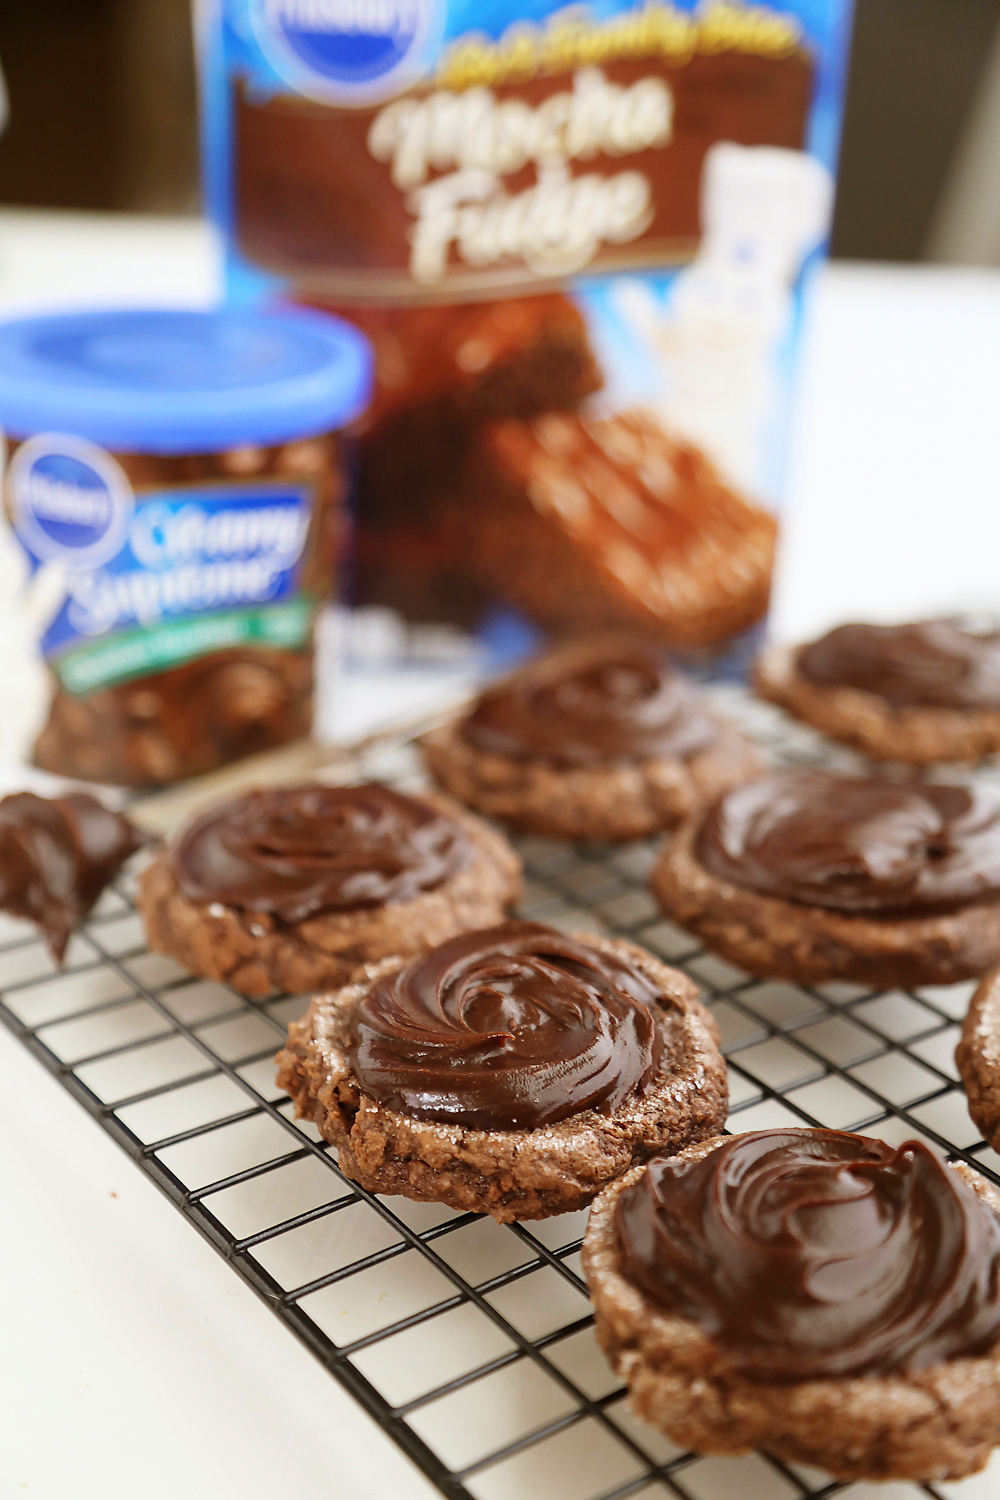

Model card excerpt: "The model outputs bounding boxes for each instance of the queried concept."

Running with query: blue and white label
[10,435,134,573]
[55,485,312,647]
[7,440,317,694]
[251,0,443,105]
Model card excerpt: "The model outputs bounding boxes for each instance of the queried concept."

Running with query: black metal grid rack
[2,687,999,1500]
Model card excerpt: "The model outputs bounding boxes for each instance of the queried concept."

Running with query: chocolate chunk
[0,792,145,961]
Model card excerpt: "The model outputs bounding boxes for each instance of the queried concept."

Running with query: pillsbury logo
[9,435,133,571]
[252,0,443,106]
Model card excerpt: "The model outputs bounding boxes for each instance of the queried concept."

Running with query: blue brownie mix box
[197,0,854,678]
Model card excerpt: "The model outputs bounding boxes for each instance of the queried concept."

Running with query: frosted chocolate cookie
[422,636,761,841]
[651,769,1000,987]
[0,791,145,962]
[756,620,1000,763]
[276,920,727,1221]
[957,970,1000,1151]
[583,1129,1000,1483]
[138,784,521,998]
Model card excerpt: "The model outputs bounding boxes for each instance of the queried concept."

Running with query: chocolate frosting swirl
[462,642,717,767]
[171,785,472,921]
[798,620,1000,710]
[349,920,667,1130]
[0,791,144,962]
[696,770,1000,916]
[616,1129,1000,1381]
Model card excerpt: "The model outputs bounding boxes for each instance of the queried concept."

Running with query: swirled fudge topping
[0,792,145,962]
[349,920,667,1130]
[696,770,1000,916]
[171,784,472,921]
[798,620,1000,710]
[616,1129,1000,1381]
[462,643,717,767]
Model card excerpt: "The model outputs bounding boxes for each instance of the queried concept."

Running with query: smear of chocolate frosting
[616,1129,1000,1381]
[696,770,1000,916]
[797,620,1000,710]
[0,791,145,962]
[461,641,718,767]
[171,784,472,922]
[349,920,668,1130]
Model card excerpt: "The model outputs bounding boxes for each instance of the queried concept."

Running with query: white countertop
[2,211,1000,1500]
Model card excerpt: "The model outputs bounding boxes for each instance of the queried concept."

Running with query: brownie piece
[308,294,602,623]
[461,410,776,648]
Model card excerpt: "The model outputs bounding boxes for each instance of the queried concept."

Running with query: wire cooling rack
[2,688,1000,1500]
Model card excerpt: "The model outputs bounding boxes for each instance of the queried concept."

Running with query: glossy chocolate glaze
[462,642,717,768]
[172,784,472,922]
[0,791,144,962]
[349,920,667,1130]
[616,1129,1000,1381]
[696,770,1000,916]
[798,620,1000,710]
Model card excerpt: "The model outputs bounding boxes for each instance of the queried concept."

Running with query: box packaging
[198,0,854,680]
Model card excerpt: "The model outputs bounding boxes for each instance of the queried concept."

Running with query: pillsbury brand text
[265,0,424,33]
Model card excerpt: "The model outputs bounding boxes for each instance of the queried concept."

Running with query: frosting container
[0,306,372,786]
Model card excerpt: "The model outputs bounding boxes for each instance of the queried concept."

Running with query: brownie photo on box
[458,409,777,649]
[308,293,602,624]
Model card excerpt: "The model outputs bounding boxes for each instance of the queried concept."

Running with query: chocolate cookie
[275,921,728,1221]
[138,783,521,998]
[583,1129,1000,1483]
[756,620,1000,763]
[422,637,762,841]
[651,769,1000,987]
[957,969,1000,1151]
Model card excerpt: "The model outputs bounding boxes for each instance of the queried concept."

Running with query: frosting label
[8,437,316,695]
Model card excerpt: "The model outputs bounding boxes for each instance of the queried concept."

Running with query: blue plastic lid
[0,305,373,453]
